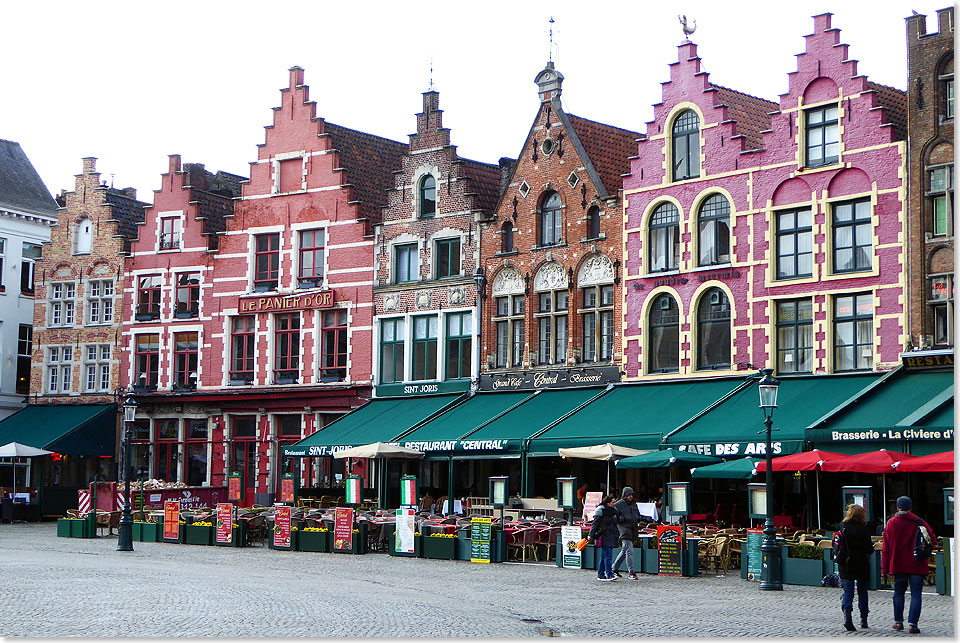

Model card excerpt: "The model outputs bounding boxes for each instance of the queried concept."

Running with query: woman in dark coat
[838,503,874,631]
[587,495,620,581]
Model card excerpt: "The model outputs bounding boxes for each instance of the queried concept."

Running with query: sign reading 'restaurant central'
[238,291,334,313]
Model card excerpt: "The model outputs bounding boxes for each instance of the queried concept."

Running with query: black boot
[843,608,856,632]
[860,610,869,629]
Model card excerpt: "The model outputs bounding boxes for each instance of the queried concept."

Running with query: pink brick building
[622,14,907,381]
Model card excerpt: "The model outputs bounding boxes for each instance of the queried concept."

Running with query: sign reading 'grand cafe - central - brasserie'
[479,366,621,391]
[238,290,335,313]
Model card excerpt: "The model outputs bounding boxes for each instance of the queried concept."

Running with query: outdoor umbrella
[616,449,721,471]
[690,457,761,480]
[893,450,954,473]
[754,449,848,528]
[333,443,424,510]
[821,450,918,520]
[0,442,52,501]
[558,443,649,494]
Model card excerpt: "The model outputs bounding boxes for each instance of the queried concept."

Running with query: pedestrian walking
[837,504,873,631]
[880,496,936,634]
[612,486,640,580]
[586,495,619,582]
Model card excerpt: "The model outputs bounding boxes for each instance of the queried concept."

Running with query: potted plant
[185,520,214,545]
[782,543,824,586]
[422,533,458,560]
[298,527,329,552]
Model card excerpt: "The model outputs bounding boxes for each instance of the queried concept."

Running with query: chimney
[535,61,564,102]
[82,157,97,174]
[289,66,305,89]
[118,187,137,200]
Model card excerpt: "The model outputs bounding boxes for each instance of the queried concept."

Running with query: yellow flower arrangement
[427,533,456,538]
[192,522,213,527]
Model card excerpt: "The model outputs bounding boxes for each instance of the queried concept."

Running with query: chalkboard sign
[470,517,492,564]
[657,525,683,576]
[746,529,763,581]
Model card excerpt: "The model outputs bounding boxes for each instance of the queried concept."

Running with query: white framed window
[50,282,76,327]
[84,344,112,393]
[86,279,114,325]
[46,346,73,394]
[0,237,5,291]
[21,243,41,295]
[159,216,182,250]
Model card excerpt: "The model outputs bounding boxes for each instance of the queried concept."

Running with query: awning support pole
[815,469,821,530]
[447,456,455,516]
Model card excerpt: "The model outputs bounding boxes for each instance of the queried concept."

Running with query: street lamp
[757,368,781,591]
[117,394,138,552]
[473,267,487,381]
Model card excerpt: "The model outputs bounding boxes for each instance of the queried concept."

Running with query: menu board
[395,508,416,553]
[746,529,763,581]
[561,525,582,569]
[334,507,355,551]
[582,492,602,521]
[274,505,291,548]
[470,517,492,563]
[216,503,233,544]
[280,476,296,504]
[657,525,683,577]
[163,500,180,540]
[228,475,243,502]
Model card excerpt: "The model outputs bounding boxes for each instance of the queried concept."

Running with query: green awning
[284,394,462,457]
[527,378,744,456]
[665,373,880,458]
[690,457,761,480]
[0,403,117,456]
[398,391,534,454]
[806,370,954,446]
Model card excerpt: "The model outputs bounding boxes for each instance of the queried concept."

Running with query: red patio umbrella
[893,450,954,473]
[821,450,918,520]
[755,450,849,529]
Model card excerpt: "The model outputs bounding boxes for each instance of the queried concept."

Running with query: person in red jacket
[880,496,936,634]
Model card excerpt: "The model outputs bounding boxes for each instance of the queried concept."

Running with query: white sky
[1,1,944,204]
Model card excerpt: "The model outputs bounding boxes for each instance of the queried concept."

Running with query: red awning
[820,449,917,474]
[755,449,847,472]
[893,450,954,473]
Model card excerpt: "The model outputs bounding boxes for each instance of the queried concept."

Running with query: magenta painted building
[622,14,907,381]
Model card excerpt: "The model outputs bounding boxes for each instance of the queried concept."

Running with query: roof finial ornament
[548,16,555,62]
[428,56,434,91]
[679,14,696,43]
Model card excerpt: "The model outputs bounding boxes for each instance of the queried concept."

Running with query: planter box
[298,530,329,553]
[331,523,367,555]
[781,545,824,587]
[185,524,213,546]
[215,523,246,547]
[133,522,160,542]
[161,520,184,544]
[641,538,659,574]
[390,531,422,557]
[268,530,299,551]
[57,518,71,537]
[66,517,94,539]
[422,535,457,560]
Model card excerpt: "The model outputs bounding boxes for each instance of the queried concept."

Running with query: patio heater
[757,369,781,591]
[557,477,577,525]
[117,394,138,552]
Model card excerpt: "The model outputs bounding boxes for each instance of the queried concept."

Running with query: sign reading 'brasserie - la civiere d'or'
[238,290,334,313]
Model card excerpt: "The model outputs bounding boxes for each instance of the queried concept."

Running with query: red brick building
[905,7,954,349]
[478,62,639,383]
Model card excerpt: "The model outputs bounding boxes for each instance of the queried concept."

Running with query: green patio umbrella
[616,449,722,470]
[690,457,761,480]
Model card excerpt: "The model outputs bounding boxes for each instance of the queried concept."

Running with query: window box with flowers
[185,521,214,546]
[422,532,458,560]
[297,527,329,552]
[388,530,422,558]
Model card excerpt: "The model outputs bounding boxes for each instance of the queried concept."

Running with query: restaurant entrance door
[231,416,258,506]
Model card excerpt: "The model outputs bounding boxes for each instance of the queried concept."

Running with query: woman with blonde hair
[838,503,874,631]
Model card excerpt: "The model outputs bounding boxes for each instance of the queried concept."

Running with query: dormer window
[419,175,436,218]
[671,110,700,181]
[75,217,92,254]
[159,216,181,250]
[804,105,839,168]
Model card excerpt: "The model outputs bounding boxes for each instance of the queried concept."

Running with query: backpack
[914,518,933,561]
[832,526,850,565]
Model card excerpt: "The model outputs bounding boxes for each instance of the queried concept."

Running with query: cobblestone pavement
[0,523,954,638]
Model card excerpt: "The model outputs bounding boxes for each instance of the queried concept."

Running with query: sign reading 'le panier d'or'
[238,290,334,313]
[479,366,621,392]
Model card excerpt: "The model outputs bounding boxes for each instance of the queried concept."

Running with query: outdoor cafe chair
[245,515,267,546]
[535,526,562,561]
[507,527,538,562]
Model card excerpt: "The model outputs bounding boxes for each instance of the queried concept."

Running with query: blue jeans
[840,578,868,613]
[893,574,924,625]
[598,546,613,579]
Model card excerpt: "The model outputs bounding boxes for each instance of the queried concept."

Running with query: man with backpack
[880,496,936,633]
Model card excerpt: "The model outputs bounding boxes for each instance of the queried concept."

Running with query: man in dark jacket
[612,486,640,580]
[881,496,936,633]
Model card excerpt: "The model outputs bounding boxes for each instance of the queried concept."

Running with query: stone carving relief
[448,286,466,305]
[534,261,567,291]
[383,293,400,312]
[416,290,432,310]
[578,254,614,286]
[491,267,524,296]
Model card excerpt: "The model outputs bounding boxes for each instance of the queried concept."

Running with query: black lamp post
[117,394,138,552]
[757,368,782,591]
[473,266,487,378]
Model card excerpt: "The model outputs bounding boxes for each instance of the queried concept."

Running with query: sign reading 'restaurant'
[238,291,334,313]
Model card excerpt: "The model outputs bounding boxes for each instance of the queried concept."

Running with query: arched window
[587,206,601,239]
[539,191,562,246]
[698,194,730,266]
[672,110,700,181]
[697,288,731,370]
[75,217,92,254]
[648,294,679,373]
[419,175,436,218]
[501,221,514,253]
[648,203,680,272]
